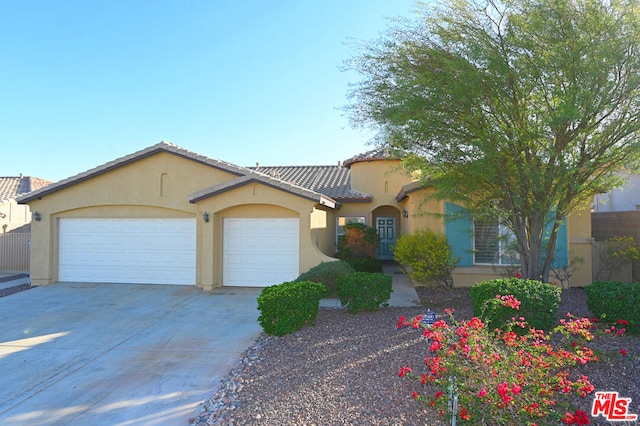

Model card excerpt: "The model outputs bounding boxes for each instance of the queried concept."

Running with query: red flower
[412,391,419,399]
[562,412,575,424]
[435,391,443,399]
[573,410,590,425]
[398,366,412,377]
[620,349,628,356]
[563,409,590,425]
[478,388,487,398]
[460,408,471,420]
[617,319,629,326]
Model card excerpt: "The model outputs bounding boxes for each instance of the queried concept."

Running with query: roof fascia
[189,176,338,209]
[16,144,245,204]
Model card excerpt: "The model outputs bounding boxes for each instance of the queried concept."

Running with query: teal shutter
[445,202,473,267]
[550,219,568,268]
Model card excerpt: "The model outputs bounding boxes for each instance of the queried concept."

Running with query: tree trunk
[519,212,545,281]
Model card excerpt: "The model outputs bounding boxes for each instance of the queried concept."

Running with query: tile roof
[343,147,407,168]
[252,165,372,202]
[17,142,249,203]
[17,141,339,208]
[0,176,52,201]
[396,180,425,202]
[188,174,338,208]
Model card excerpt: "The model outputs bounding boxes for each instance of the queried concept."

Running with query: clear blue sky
[2,1,420,183]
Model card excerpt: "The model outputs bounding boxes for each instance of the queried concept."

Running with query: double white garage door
[59,218,299,287]
[59,218,197,285]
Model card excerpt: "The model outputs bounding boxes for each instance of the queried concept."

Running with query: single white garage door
[223,218,299,287]
[59,218,196,285]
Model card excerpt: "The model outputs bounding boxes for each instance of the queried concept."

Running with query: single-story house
[17,141,593,288]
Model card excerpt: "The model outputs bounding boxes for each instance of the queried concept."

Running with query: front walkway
[319,262,422,308]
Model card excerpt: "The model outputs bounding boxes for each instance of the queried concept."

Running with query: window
[337,216,365,245]
[473,219,518,265]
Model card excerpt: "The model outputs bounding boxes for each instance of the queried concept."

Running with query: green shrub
[336,222,380,258]
[257,280,326,336]
[296,261,355,297]
[336,272,392,314]
[342,256,384,273]
[470,278,561,332]
[392,229,459,288]
[585,281,640,334]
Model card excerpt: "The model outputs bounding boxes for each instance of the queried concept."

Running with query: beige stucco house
[17,142,594,289]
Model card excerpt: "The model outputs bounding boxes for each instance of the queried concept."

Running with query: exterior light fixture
[202,212,210,223]
[33,211,41,222]
[402,209,408,218]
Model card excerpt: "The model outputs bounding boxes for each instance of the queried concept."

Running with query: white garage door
[223,218,299,287]
[59,218,196,285]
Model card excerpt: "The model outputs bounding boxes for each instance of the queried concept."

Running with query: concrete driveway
[0,283,263,426]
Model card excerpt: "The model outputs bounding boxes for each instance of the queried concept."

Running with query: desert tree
[347,0,640,281]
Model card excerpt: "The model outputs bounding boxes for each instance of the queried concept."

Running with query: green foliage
[336,222,383,273]
[585,281,640,334]
[470,278,561,332]
[399,306,605,425]
[392,229,459,288]
[336,222,380,259]
[594,236,640,281]
[257,280,326,336]
[605,236,640,259]
[341,256,383,273]
[336,272,392,314]
[346,0,640,282]
[296,261,355,297]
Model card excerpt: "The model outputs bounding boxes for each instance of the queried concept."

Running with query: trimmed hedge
[296,260,355,297]
[585,281,640,334]
[337,272,392,314]
[257,280,326,336]
[470,278,561,332]
[342,256,384,273]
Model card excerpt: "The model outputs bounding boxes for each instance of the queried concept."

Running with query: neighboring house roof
[251,165,372,202]
[17,141,339,208]
[0,175,52,201]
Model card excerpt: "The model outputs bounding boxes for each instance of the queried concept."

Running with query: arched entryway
[372,206,401,260]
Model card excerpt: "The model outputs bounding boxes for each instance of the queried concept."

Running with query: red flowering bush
[397,296,609,425]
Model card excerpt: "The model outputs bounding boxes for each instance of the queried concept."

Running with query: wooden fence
[0,233,30,272]
[591,241,633,283]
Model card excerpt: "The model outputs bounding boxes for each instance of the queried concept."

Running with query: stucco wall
[593,173,640,212]
[25,153,225,286]
[192,182,335,290]
[26,152,336,288]
[0,200,31,233]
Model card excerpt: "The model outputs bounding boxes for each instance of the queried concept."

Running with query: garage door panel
[223,218,299,287]
[59,218,196,285]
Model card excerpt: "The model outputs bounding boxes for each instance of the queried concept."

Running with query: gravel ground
[192,287,640,426]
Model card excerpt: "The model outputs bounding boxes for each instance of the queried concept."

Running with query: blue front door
[376,217,396,260]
